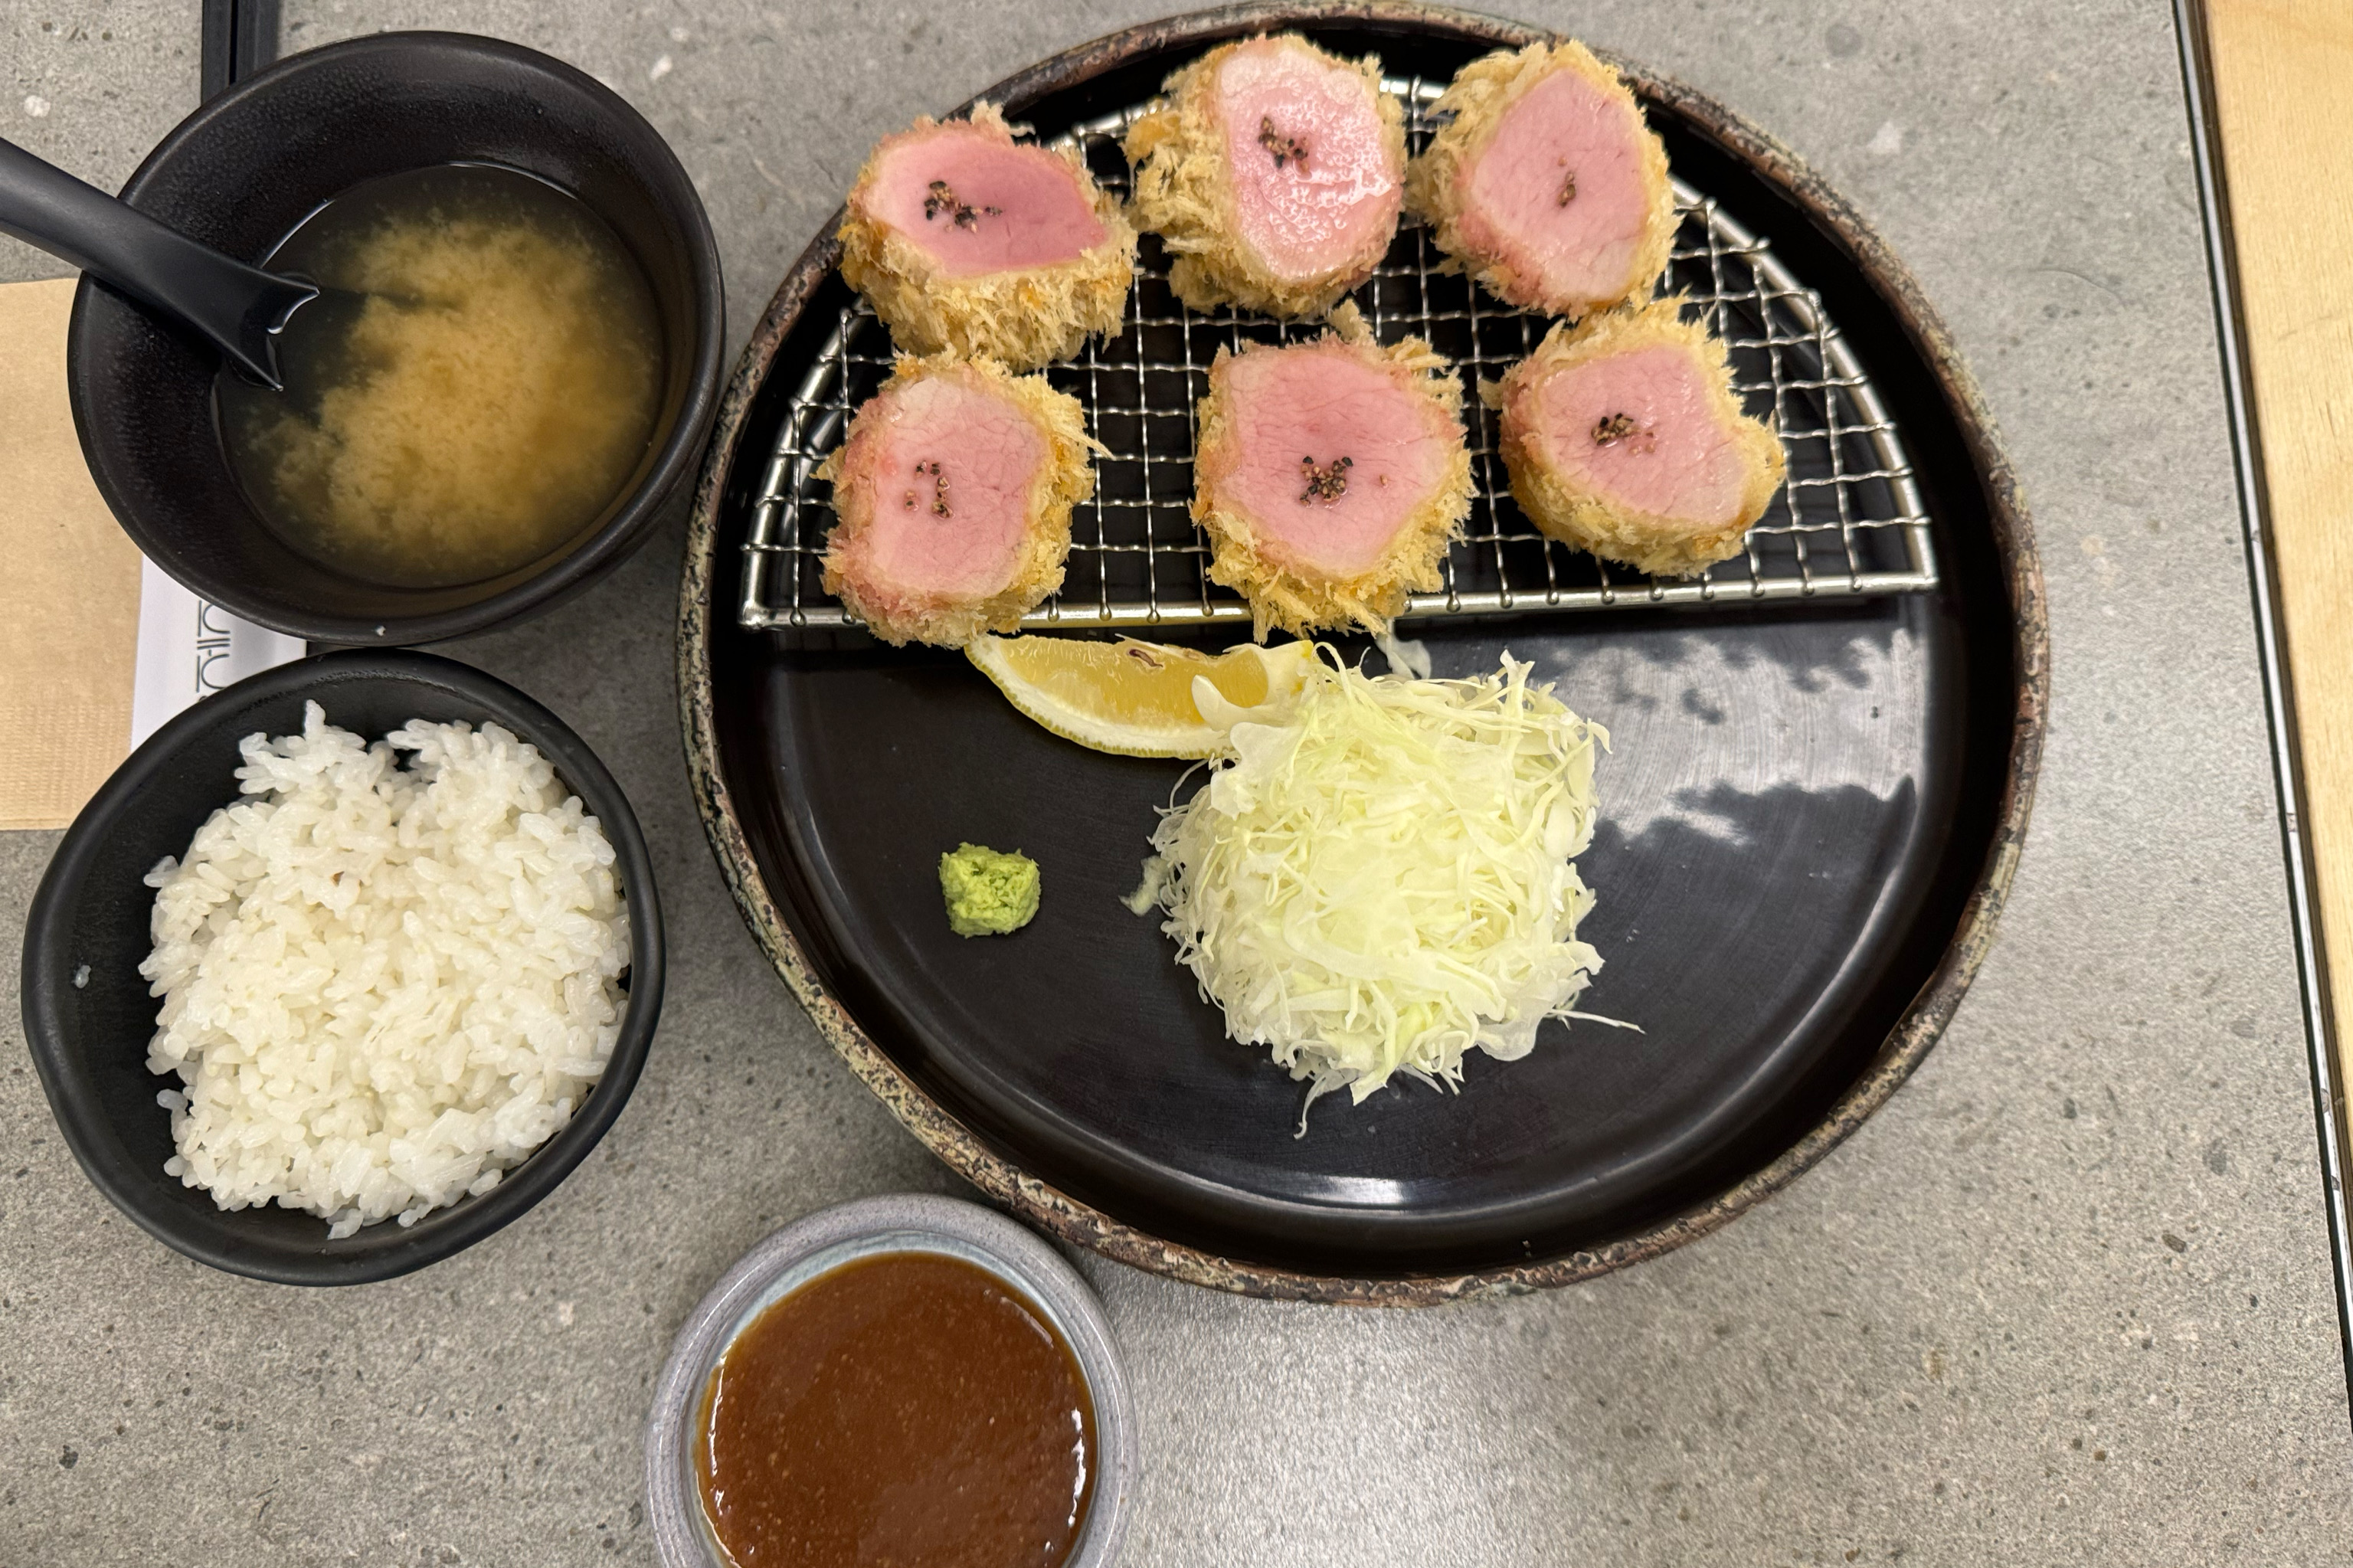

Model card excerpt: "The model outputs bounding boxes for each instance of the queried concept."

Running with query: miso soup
[217,162,665,590]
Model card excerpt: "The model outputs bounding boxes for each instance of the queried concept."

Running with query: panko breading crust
[1492,300,1785,578]
[1124,36,1406,319]
[1194,306,1473,638]
[839,103,1137,372]
[1405,41,1677,319]
[817,354,1098,647]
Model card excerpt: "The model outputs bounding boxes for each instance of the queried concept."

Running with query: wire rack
[738,78,1939,633]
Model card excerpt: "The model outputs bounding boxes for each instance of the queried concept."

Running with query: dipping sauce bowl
[646,1194,1137,1568]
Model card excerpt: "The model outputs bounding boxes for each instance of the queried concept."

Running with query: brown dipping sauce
[695,1251,1095,1568]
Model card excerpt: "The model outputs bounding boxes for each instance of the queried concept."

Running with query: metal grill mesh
[738,77,1938,632]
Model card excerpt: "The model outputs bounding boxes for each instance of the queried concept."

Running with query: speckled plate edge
[643,1193,1137,1568]
[676,0,2050,1305]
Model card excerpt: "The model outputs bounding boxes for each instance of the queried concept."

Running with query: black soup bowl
[67,31,724,646]
[19,651,666,1285]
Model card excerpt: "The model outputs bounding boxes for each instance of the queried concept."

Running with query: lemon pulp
[966,634,1317,758]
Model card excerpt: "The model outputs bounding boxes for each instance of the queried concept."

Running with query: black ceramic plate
[679,4,2045,1301]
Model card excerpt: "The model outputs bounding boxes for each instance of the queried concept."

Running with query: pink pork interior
[865,124,1108,280]
[1455,64,1658,305]
[1207,342,1451,578]
[1523,344,1756,529]
[1214,41,1401,282]
[833,373,1047,602]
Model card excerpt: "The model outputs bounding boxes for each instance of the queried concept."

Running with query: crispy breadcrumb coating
[817,355,1098,647]
[1194,306,1472,637]
[839,103,1137,372]
[1125,36,1406,319]
[1405,41,1676,318]
[1492,300,1785,578]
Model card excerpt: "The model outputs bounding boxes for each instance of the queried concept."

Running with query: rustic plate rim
[674,0,2049,1305]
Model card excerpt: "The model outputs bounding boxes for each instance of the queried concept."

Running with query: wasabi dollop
[939,843,1041,937]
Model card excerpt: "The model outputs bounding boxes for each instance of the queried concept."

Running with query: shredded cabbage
[1132,652,1609,1121]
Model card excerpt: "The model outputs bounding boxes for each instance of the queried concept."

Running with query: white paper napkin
[128,560,306,748]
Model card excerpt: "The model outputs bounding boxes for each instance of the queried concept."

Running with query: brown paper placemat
[0,277,142,830]
[2206,5,2353,1067]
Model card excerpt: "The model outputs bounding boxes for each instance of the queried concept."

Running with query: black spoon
[0,132,318,390]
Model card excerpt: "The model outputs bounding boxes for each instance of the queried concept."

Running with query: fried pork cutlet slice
[1494,300,1785,578]
[839,103,1137,372]
[1406,41,1677,319]
[1193,307,1471,637]
[1125,34,1405,319]
[818,355,1096,647]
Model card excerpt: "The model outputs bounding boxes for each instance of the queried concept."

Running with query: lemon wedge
[967,633,1320,758]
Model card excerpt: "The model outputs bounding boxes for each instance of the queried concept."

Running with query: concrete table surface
[4,1,2348,1563]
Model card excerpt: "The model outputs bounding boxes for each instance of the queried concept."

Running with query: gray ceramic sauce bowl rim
[18,649,667,1285]
[645,1193,1137,1568]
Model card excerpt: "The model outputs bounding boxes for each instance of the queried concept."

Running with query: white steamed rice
[139,702,630,1238]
